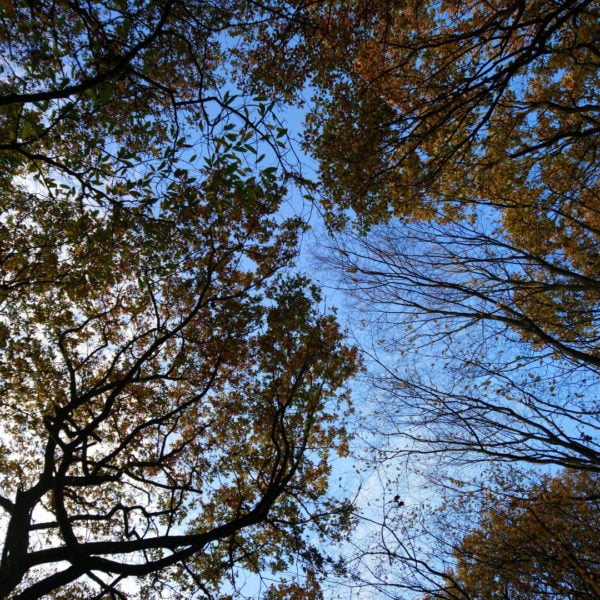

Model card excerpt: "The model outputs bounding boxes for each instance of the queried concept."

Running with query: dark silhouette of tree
[0,2,359,597]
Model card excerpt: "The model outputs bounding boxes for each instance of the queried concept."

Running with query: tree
[436,470,600,599]
[236,1,600,597]
[238,0,600,470]
[328,466,600,600]
[240,0,600,224]
[1,0,207,181]
[331,216,600,473]
[0,0,296,214]
[1,152,358,599]
[0,1,359,597]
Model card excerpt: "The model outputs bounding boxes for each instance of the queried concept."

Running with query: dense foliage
[0,1,358,598]
[2,0,599,597]
[439,470,600,599]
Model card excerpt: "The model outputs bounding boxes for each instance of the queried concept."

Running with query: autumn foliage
[440,471,600,599]
[1,0,599,598]
[0,1,359,598]
[238,0,600,597]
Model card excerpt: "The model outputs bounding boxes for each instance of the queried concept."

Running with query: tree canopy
[242,0,600,225]
[438,470,600,599]
[2,0,600,598]
[1,154,358,598]
[239,0,600,468]
[0,1,359,598]
[236,0,600,597]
